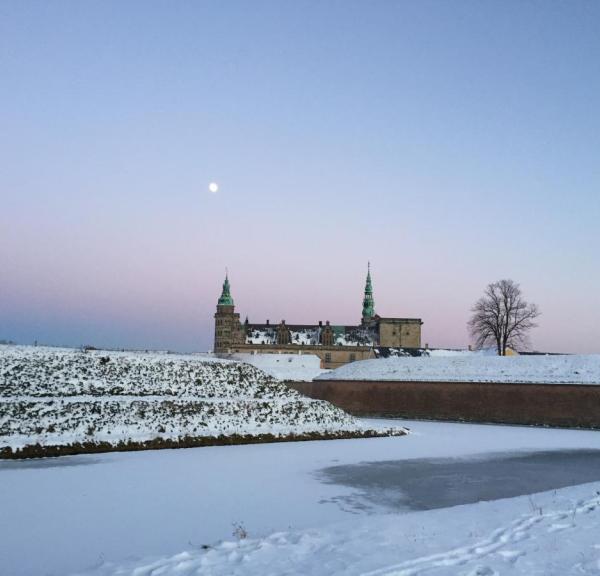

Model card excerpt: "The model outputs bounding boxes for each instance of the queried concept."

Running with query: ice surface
[2,419,600,576]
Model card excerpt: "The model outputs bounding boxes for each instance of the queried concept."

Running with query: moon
[208,182,219,194]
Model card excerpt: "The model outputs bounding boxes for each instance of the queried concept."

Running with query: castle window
[349,353,356,362]
[325,353,332,363]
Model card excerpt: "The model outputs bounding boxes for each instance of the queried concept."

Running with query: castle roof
[217,273,234,306]
[245,323,377,347]
[362,262,375,320]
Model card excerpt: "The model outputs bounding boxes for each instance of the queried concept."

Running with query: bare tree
[468,279,540,356]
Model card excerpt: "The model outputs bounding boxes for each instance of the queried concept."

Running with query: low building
[213,266,423,369]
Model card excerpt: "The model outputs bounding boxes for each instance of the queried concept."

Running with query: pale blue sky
[1,1,599,352]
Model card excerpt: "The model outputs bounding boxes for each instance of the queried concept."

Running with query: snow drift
[230,352,329,381]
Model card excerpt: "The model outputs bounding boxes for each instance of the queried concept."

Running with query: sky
[1,1,599,353]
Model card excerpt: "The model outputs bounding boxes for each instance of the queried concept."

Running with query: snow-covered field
[0,345,388,454]
[230,352,329,381]
[317,354,600,384]
[1,419,600,576]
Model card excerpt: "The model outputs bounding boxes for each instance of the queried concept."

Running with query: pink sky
[1,2,599,353]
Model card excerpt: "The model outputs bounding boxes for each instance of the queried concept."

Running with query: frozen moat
[318,449,600,512]
[2,420,600,576]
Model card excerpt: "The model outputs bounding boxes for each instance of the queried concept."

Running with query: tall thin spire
[362,263,375,321]
[217,271,234,306]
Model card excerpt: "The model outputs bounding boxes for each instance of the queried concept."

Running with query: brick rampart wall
[289,380,600,429]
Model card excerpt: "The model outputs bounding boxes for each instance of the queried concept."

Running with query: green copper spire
[362,262,375,321]
[217,272,234,306]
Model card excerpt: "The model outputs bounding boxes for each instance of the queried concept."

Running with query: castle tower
[214,273,242,353]
[276,320,291,345]
[361,263,375,323]
[321,321,334,346]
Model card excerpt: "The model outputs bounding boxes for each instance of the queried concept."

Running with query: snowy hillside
[0,345,402,455]
[317,354,600,384]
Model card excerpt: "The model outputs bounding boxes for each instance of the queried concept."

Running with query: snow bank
[317,354,600,384]
[231,353,329,381]
[425,348,480,357]
[0,345,400,453]
[70,483,600,576]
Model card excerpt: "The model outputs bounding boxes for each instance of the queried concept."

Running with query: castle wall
[378,319,422,348]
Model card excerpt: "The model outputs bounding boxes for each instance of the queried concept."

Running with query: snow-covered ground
[82,484,600,576]
[0,345,382,453]
[317,354,600,384]
[230,352,329,381]
[1,419,600,576]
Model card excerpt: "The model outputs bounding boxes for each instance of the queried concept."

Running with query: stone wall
[289,380,600,429]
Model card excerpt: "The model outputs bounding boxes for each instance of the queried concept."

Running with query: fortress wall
[288,380,600,429]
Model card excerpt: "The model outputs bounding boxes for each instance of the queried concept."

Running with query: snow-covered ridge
[316,354,600,384]
[1,345,398,453]
[1,345,285,398]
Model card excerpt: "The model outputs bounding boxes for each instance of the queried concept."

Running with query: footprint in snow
[496,549,525,563]
[465,566,498,576]
[547,523,572,533]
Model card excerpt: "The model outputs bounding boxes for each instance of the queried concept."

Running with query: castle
[214,266,423,368]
